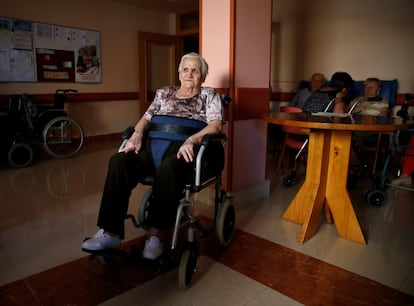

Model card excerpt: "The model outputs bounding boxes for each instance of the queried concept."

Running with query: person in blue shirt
[290,73,326,109]
[302,71,353,114]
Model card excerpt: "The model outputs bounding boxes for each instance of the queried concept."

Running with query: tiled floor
[0,141,413,305]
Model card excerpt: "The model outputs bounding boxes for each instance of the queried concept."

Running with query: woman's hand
[177,137,195,162]
[123,131,143,154]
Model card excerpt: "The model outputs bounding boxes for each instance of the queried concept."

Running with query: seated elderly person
[347,78,391,187]
[348,77,390,116]
[301,71,354,114]
[81,52,223,260]
[290,73,326,109]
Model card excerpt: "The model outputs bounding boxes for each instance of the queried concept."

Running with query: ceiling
[113,0,198,13]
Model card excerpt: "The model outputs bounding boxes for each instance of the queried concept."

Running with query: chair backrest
[8,95,23,113]
[298,79,398,106]
[349,79,398,106]
[280,106,302,113]
[279,106,306,134]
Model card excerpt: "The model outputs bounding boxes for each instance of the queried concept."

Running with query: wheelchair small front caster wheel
[363,188,371,203]
[83,246,124,265]
[8,143,34,168]
[138,188,152,230]
[281,173,295,187]
[97,253,115,265]
[178,248,197,289]
[157,250,175,273]
[215,199,236,247]
[366,189,386,207]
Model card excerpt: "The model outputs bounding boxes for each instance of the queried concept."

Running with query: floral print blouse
[144,86,223,123]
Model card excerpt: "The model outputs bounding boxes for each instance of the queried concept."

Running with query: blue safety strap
[147,115,207,168]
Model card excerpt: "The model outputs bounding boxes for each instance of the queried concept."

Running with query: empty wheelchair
[3,89,84,168]
[86,116,236,289]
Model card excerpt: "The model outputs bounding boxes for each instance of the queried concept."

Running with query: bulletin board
[0,17,101,83]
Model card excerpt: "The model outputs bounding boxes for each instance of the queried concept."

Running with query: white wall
[271,0,414,93]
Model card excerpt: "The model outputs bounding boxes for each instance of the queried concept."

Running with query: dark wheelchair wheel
[281,172,296,187]
[138,188,152,230]
[43,116,84,159]
[7,143,34,168]
[366,189,386,207]
[215,199,236,247]
[178,247,197,289]
[97,253,115,265]
[363,188,372,203]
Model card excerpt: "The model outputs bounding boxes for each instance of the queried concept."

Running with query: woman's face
[179,58,202,89]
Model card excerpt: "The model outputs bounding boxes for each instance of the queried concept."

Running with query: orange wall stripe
[235,87,270,120]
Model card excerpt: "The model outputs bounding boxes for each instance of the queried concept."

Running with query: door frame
[138,32,181,117]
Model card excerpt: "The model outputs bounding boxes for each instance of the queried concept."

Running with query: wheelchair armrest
[118,126,135,152]
[200,133,227,146]
[117,127,226,190]
[195,133,227,188]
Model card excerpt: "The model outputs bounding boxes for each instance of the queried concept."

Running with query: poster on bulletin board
[0,17,101,83]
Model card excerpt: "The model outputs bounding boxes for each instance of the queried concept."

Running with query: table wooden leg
[283,131,330,243]
[325,131,366,245]
[283,130,366,245]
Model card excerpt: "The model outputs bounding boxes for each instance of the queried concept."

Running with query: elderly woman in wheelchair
[82,52,235,287]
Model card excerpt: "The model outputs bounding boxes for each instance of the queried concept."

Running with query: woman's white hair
[178,52,209,82]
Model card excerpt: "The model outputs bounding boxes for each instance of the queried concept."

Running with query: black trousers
[97,139,193,238]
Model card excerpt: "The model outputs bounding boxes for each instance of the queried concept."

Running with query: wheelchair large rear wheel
[43,116,84,159]
[178,247,197,289]
[215,198,236,247]
[7,142,34,168]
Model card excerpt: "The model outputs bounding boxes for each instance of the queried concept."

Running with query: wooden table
[263,112,414,244]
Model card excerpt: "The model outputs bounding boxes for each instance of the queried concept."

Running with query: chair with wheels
[85,115,236,289]
[277,106,309,187]
[5,90,84,168]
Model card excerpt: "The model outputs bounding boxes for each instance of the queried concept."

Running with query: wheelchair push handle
[53,89,78,109]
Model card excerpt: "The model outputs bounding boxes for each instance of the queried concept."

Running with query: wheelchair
[365,95,414,207]
[2,89,84,168]
[85,116,236,289]
[348,94,414,207]
[279,98,337,187]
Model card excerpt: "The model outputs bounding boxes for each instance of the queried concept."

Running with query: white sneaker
[82,229,121,251]
[142,236,163,260]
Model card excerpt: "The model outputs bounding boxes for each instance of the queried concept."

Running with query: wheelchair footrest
[82,247,126,261]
